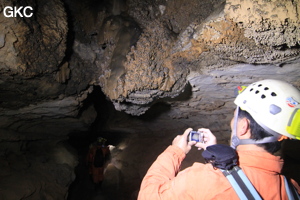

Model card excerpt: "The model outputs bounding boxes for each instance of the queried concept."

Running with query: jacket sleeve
[137,145,188,200]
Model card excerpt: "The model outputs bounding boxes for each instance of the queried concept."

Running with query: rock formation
[0,0,299,199]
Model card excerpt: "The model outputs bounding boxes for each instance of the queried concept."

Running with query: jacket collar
[237,150,283,174]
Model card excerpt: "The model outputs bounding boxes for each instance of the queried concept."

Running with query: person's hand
[172,128,196,154]
[195,128,217,150]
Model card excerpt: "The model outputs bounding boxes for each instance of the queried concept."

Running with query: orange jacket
[138,145,300,200]
[87,145,110,166]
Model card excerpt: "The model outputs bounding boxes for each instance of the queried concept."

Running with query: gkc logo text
[3,6,33,18]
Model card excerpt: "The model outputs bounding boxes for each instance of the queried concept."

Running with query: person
[87,137,110,189]
[138,79,300,199]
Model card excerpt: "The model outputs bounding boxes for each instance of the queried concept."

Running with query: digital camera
[188,131,204,143]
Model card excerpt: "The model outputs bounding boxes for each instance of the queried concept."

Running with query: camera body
[188,131,204,143]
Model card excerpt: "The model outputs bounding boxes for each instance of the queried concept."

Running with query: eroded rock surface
[226,0,300,48]
[0,0,300,199]
[98,0,300,115]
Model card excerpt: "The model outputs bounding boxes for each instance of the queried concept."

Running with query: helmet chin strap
[230,106,240,149]
[230,106,280,149]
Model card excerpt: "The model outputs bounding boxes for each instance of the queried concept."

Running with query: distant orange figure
[87,137,110,188]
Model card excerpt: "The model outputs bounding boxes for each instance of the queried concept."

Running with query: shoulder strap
[202,144,300,199]
[222,167,300,200]
[221,166,262,200]
[202,144,261,199]
[284,176,300,200]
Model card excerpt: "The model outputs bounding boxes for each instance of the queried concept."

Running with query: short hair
[237,108,281,154]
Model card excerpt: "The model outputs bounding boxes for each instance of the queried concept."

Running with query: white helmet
[234,79,300,140]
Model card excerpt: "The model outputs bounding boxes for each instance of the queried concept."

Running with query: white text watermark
[3,6,33,18]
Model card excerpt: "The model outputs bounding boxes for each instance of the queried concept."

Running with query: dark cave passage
[66,86,147,200]
[66,86,123,199]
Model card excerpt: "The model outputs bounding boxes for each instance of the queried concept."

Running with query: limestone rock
[226,0,300,48]
[0,0,300,199]
[0,0,68,109]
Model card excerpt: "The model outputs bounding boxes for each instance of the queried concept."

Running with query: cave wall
[0,0,300,199]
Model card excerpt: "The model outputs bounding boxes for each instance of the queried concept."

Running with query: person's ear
[237,117,250,137]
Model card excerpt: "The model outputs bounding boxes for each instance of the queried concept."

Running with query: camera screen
[191,133,200,141]
[189,131,203,143]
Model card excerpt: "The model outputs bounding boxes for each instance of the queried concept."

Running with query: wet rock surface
[0,0,300,199]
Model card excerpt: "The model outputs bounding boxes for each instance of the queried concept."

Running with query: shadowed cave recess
[0,0,300,199]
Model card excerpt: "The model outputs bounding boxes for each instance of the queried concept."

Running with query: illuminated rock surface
[0,0,299,199]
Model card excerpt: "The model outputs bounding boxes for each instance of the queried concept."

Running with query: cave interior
[0,0,300,199]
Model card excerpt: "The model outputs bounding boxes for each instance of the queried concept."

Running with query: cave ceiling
[0,0,300,136]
